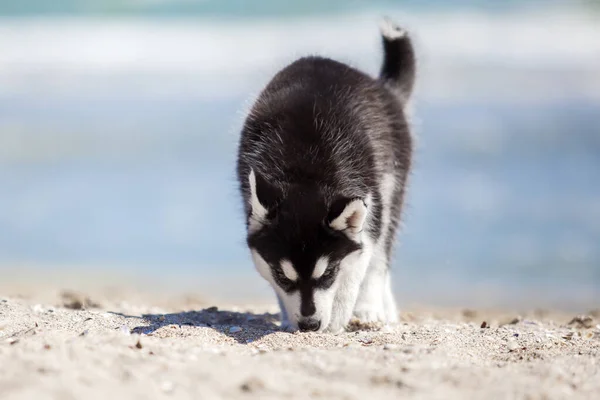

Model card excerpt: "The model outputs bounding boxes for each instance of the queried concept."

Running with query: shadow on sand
[110,307,285,344]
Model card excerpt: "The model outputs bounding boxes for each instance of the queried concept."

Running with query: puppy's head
[245,169,369,332]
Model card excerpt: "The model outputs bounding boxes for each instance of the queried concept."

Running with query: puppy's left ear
[328,197,369,239]
[247,168,281,233]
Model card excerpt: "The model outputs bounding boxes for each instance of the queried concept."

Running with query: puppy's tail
[378,17,416,104]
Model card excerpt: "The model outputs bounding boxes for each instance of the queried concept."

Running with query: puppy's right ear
[247,169,280,233]
[328,196,369,241]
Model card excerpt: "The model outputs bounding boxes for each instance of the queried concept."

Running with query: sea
[0,0,599,307]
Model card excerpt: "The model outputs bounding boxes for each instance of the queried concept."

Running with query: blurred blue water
[1,94,599,299]
[0,3,599,305]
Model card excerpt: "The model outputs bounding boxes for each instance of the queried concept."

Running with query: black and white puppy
[237,18,415,333]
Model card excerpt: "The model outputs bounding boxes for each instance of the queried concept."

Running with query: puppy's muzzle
[298,318,321,332]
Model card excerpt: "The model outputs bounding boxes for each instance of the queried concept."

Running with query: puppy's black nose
[298,319,321,332]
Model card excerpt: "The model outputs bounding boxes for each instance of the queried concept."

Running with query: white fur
[251,249,299,331]
[311,283,339,332]
[379,173,399,323]
[353,246,387,322]
[354,173,397,324]
[325,238,374,333]
[383,272,398,323]
[292,244,372,333]
[353,173,398,324]
[280,259,298,281]
[250,248,272,283]
[379,17,406,40]
[379,173,396,232]
[276,293,290,328]
[248,169,268,233]
[277,290,301,331]
[312,256,329,279]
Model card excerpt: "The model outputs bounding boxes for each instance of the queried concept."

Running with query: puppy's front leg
[276,292,293,331]
[325,278,362,333]
[325,250,372,333]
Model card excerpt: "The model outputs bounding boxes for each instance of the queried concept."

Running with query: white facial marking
[250,249,272,282]
[248,169,268,233]
[312,256,329,279]
[277,290,301,330]
[250,249,301,330]
[280,259,298,281]
[330,198,368,235]
[311,284,337,331]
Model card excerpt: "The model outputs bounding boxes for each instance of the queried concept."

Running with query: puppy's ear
[328,197,368,239]
[248,169,280,233]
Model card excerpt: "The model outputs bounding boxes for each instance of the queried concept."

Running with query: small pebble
[563,332,575,340]
[357,336,374,345]
[32,304,45,313]
[229,326,242,334]
[371,375,393,385]
[480,321,488,329]
[160,381,174,393]
[240,377,265,392]
[568,315,594,329]
[507,340,519,351]
[256,345,269,353]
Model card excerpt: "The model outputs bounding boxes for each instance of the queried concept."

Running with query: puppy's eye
[322,266,335,279]
[271,264,297,292]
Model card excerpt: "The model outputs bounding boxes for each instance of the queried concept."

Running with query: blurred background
[1,0,598,309]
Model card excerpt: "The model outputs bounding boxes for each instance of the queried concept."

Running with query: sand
[1,286,599,400]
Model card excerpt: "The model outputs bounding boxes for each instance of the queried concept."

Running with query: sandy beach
[1,285,599,400]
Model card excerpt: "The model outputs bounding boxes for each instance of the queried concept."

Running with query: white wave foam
[0,11,599,98]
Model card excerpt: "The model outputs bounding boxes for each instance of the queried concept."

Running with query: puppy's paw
[352,307,387,324]
[323,318,348,334]
[279,319,296,332]
[384,306,399,324]
[323,325,345,334]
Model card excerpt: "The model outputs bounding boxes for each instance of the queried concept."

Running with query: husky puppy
[236,18,415,332]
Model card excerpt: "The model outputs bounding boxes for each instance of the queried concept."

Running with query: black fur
[237,21,415,318]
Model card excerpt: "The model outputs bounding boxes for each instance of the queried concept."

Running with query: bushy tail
[378,17,416,103]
